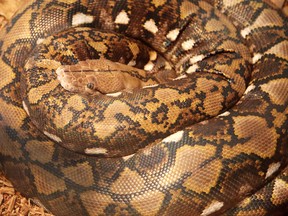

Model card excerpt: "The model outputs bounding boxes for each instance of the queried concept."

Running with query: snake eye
[87,83,94,90]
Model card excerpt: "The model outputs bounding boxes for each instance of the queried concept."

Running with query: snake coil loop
[0,0,287,215]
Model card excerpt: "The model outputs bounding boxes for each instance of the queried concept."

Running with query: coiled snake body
[0,0,287,215]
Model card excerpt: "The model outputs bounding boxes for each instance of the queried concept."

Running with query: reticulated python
[0,0,287,215]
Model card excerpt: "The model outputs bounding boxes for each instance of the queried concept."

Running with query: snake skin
[0,0,287,215]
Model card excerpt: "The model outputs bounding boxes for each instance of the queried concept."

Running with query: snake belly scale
[0,0,287,215]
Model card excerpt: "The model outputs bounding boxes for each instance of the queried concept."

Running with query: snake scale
[0,0,288,215]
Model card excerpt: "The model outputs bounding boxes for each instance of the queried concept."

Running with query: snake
[0,0,287,215]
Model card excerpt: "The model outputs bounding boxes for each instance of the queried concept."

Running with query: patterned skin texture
[0,0,287,215]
